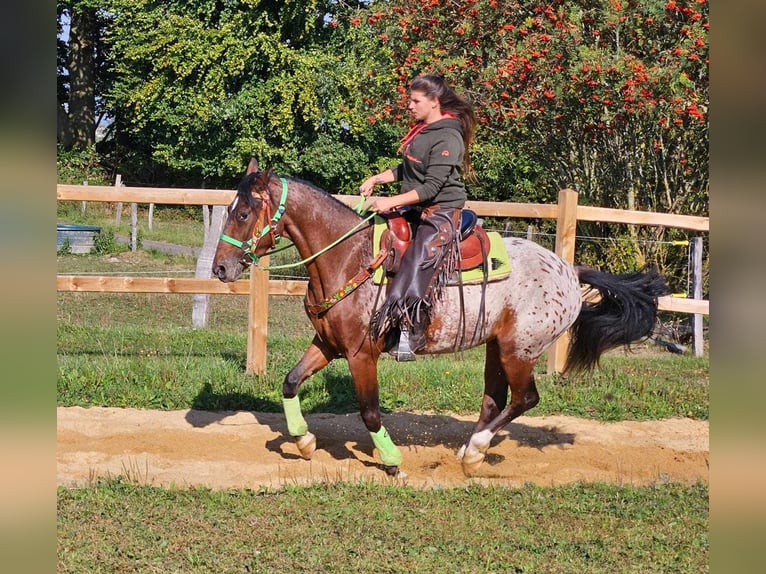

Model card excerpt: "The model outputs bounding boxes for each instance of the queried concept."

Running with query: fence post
[114,174,123,225]
[547,188,579,374]
[81,180,88,214]
[691,237,704,356]
[192,205,226,329]
[130,202,138,252]
[247,257,269,375]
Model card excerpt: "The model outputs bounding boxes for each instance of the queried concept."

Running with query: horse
[212,159,668,477]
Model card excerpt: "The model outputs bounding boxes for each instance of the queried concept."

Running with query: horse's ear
[246,157,259,175]
[259,165,274,183]
[249,166,272,195]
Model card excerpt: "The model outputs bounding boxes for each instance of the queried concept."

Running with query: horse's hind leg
[472,339,511,433]
[282,335,335,459]
[457,340,538,475]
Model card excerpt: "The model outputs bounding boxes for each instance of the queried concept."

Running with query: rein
[221,180,375,270]
[305,247,388,316]
[263,210,376,271]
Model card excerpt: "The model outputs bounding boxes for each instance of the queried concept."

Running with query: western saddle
[379,208,489,276]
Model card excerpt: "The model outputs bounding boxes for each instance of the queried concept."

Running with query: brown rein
[305,247,389,316]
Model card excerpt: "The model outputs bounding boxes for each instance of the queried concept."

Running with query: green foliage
[287,133,370,194]
[60,0,709,207]
[56,144,112,185]
[57,238,72,256]
[59,0,708,280]
[357,0,708,273]
[469,140,550,202]
[93,229,120,254]
[104,0,383,189]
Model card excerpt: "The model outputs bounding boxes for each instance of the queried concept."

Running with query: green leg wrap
[370,425,402,467]
[282,396,308,436]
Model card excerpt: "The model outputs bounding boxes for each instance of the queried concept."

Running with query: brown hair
[410,75,477,179]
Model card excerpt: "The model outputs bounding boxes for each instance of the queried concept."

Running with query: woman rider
[359,74,477,359]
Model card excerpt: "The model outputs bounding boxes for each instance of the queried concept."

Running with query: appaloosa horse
[212,159,668,477]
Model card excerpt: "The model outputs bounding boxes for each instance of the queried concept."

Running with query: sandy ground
[57,406,708,490]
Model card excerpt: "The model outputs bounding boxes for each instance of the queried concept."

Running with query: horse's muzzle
[212,261,243,282]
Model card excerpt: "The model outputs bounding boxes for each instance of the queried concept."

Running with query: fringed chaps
[370,206,461,346]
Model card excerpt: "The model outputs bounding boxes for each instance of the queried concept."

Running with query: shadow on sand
[183,380,576,470]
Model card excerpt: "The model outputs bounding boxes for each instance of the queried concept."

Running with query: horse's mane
[289,175,362,217]
[237,171,361,218]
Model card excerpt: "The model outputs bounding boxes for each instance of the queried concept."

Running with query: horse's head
[212,158,279,282]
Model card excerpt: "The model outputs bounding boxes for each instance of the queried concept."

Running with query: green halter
[219,177,288,264]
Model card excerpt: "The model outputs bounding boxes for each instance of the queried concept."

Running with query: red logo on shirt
[441,150,450,156]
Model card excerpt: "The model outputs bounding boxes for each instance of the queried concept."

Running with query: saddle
[379,209,490,275]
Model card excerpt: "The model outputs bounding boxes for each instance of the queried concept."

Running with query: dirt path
[57,407,708,490]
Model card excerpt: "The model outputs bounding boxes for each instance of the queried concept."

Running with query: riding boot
[394,326,417,362]
[370,207,461,360]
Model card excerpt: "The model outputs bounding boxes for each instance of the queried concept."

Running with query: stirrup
[392,327,416,362]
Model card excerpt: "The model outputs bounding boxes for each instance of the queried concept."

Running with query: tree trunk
[192,206,226,329]
[67,8,97,149]
[57,102,72,148]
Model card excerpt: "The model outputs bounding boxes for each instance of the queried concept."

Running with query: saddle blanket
[372,217,512,286]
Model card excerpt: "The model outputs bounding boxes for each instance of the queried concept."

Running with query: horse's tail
[564,266,669,373]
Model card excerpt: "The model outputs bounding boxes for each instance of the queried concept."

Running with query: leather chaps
[370,206,461,351]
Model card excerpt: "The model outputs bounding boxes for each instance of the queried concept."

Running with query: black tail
[564,266,669,373]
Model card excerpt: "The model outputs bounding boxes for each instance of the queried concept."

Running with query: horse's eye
[237,209,249,222]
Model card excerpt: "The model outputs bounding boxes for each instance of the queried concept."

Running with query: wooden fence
[57,183,709,374]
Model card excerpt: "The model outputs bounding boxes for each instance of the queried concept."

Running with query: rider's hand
[369,197,397,214]
[358,176,378,198]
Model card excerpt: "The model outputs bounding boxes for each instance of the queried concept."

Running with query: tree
[58,1,112,150]
[104,0,382,188]
[360,0,708,214]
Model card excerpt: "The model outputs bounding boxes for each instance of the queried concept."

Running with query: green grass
[56,312,709,421]
[56,224,709,573]
[58,479,708,573]
[58,201,208,247]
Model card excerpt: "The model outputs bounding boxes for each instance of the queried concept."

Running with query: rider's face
[408,90,439,123]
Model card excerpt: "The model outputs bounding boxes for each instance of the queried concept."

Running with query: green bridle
[219,177,289,265]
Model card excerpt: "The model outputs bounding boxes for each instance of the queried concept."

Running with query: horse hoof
[295,432,316,459]
[461,451,485,476]
[383,465,401,477]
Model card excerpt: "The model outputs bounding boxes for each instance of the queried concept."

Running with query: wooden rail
[54,275,707,314]
[55,275,309,295]
[57,184,710,232]
[57,183,709,373]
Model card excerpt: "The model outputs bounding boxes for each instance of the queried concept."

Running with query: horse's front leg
[282,335,335,459]
[347,354,403,477]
